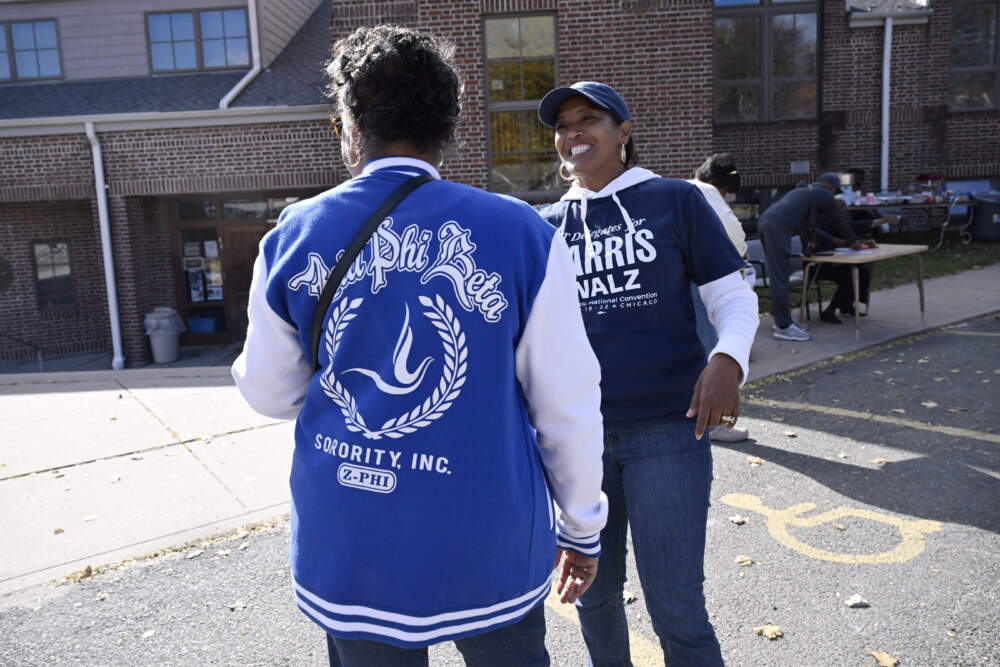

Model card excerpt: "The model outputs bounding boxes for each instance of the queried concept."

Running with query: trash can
[144,307,185,364]
[970,193,1000,242]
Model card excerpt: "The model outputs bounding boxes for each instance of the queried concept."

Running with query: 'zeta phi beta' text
[288,218,507,323]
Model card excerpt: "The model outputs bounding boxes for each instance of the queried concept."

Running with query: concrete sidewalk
[1,264,998,597]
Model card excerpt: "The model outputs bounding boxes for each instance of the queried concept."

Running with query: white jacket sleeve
[515,233,608,556]
[699,270,759,386]
[231,248,313,420]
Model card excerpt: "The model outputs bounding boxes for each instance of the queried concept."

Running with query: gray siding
[0,0,249,81]
[258,0,322,68]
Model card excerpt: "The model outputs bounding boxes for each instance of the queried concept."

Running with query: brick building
[1,0,997,367]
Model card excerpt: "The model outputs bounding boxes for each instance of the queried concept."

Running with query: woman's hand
[686,353,742,439]
[554,548,598,604]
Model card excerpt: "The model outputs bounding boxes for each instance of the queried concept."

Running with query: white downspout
[880,16,893,193]
[219,0,261,109]
[85,121,126,370]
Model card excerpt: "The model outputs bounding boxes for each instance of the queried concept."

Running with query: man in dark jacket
[757,172,861,341]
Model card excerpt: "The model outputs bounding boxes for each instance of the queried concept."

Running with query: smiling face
[554,95,631,191]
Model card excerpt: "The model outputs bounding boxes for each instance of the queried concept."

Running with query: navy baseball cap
[538,81,631,128]
[817,172,842,193]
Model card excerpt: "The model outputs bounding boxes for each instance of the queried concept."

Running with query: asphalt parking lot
[2,315,998,666]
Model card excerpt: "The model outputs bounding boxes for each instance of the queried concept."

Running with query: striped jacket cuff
[556,530,601,557]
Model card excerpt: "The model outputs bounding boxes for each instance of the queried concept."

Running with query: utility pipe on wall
[219,0,261,109]
[85,121,126,370]
[880,17,893,194]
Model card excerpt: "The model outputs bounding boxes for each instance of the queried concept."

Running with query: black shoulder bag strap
[309,173,433,371]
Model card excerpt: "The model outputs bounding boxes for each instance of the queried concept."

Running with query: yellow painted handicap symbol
[721,493,943,564]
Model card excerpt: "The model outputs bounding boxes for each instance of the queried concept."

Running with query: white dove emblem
[343,304,434,395]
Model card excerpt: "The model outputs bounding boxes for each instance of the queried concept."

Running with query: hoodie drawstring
[611,192,638,236]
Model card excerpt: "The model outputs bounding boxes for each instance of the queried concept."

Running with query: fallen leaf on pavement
[870,458,892,465]
[753,624,783,640]
[844,594,870,608]
[747,456,764,467]
[873,370,884,375]
[834,523,846,531]
[784,431,797,438]
[917,358,930,364]
[933,377,946,382]
[735,555,753,566]
[141,630,156,639]
[729,515,748,525]
[623,590,637,604]
[238,542,249,551]
[186,549,204,560]
[949,369,960,374]
[868,649,898,666]
[946,629,956,637]
[96,592,108,601]
[229,599,246,612]
[894,359,904,364]
[216,549,232,557]
[890,408,906,414]
[921,401,938,408]
[838,452,849,459]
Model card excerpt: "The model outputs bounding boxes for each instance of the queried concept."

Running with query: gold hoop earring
[559,163,574,181]
[620,144,627,164]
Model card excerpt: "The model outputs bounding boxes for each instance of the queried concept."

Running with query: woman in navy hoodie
[233,28,607,666]
[536,82,759,666]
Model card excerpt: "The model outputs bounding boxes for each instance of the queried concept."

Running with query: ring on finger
[720,415,736,424]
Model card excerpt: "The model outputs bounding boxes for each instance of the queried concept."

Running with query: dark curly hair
[325,25,463,155]
[694,153,740,192]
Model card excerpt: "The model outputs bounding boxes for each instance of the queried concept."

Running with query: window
[1,20,61,80]
[0,26,9,80]
[950,1,999,110]
[147,8,249,72]
[484,15,558,195]
[33,241,74,309]
[714,1,817,122]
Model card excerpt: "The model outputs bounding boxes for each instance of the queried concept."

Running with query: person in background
[688,153,754,443]
[536,81,758,666]
[757,172,862,341]
[814,198,874,324]
[844,168,898,235]
[232,26,608,667]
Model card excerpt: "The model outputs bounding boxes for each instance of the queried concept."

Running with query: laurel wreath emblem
[320,294,468,440]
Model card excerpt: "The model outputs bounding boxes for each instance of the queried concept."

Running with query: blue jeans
[690,283,719,354]
[576,419,723,666]
[326,600,549,666]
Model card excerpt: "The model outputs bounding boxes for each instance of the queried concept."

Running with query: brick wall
[328,0,714,186]
[555,0,714,180]
[0,199,109,361]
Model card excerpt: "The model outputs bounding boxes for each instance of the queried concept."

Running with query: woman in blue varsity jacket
[232,28,607,666]
[536,82,759,666]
